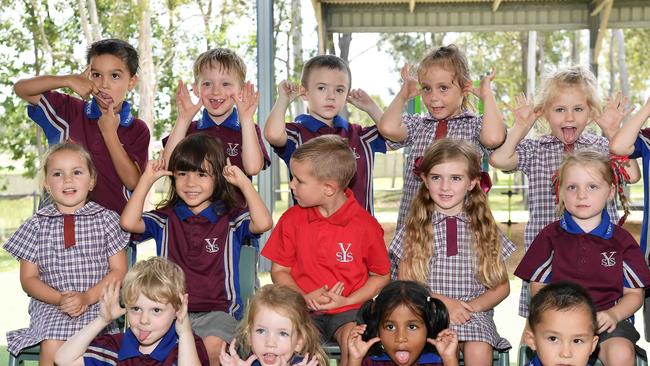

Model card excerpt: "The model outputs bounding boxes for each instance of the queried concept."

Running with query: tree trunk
[572,30,580,64]
[614,29,630,99]
[609,30,615,97]
[77,0,93,44]
[137,0,155,133]
[337,33,352,119]
[290,0,304,116]
[87,0,101,41]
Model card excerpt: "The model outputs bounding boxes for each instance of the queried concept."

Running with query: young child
[261,135,391,366]
[515,150,650,366]
[391,139,514,366]
[489,66,639,317]
[13,38,149,214]
[524,281,599,366]
[2,142,129,365]
[377,44,506,230]
[263,54,387,213]
[220,284,327,366]
[120,134,273,365]
[162,48,269,177]
[348,280,459,366]
[54,257,210,365]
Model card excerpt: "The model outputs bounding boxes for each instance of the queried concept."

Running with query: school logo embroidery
[351,147,360,160]
[600,251,616,267]
[226,143,240,157]
[336,243,354,263]
[205,238,220,253]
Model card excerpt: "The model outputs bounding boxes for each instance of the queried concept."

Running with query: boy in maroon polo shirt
[55,257,209,366]
[14,38,149,214]
[262,135,391,366]
[264,55,387,214]
[162,48,269,177]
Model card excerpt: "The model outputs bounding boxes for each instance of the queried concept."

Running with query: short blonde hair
[417,44,472,111]
[193,48,246,85]
[535,65,602,116]
[122,257,186,310]
[291,135,356,190]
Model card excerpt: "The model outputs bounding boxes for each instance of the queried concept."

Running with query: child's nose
[140,312,150,324]
[395,329,407,343]
[265,335,276,347]
[560,342,573,358]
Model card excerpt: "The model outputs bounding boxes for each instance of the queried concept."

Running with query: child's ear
[468,177,479,192]
[608,184,616,200]
[523,327,537,351]
[323,181,338,197]
[590,335,599,353]
[192,82,200,98]
[300,85,308,101]
[294,337,304,353]
[128,74,139,91]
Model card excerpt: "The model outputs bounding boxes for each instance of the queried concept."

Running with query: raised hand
[277,80,300,103]
[465,68,496,100]
[68,66,98,100]
[233,82,260,122]
[98,280,126,323]
[595,92,633,137]
[98,102,119,135]
[175,293,192,337]
[428,329,458,360]
[398,64,420,101]
[222,159,248,188]
[176,80,202,122]
[142,156,172,181]
[507,93,541,130]
[219,338,258,366]
[348,324,380,361]
[59,291,89,317]
[347,89,376,112]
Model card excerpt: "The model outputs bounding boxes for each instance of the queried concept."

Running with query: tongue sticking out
[262,354,278,364]
[395,351,411,364]
[138,331,151,342]
[562,127,577,144]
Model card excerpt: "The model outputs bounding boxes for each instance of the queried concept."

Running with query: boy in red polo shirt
[162,48,269,177]
[261,135,390,366]
[55,257,210,366]
[14,38,149,214]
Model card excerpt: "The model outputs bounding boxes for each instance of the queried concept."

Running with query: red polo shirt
[262,189,390,314]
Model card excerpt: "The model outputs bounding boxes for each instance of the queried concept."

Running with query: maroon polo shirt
[163,108,270,177]
[28,91,149,213]
[515,220,650,311]
[141,203,254,317]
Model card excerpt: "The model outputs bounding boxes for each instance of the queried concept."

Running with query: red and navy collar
[174,201,225,224]
[84,98,135,127]
[197,107,240,131]
[295,113,349,132]
[559,209,614,239]
[118,322,177,362]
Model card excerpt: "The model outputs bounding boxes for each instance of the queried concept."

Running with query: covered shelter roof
[310,0,650,62]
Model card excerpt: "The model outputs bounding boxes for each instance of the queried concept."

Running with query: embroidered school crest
[226,143,240,157]
[351,147,360,160]
[601,251,616,267]
[336,243,353,263]
[205,238,220,253]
